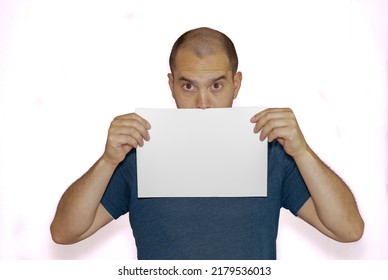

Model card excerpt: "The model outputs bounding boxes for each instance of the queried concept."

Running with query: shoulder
[268,140,308,182]
[116,148,137,170]
[268,140,294,168]
[109,149,137,184]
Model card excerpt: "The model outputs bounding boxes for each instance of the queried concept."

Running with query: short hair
[169,27,239,75]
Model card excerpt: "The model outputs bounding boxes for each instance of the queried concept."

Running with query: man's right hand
[102,113,151,166]
[50,113,151,244]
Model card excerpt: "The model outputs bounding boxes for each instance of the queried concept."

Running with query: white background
[0,0,387,259]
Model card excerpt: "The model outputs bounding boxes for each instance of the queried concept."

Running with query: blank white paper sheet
[135,107,267,197]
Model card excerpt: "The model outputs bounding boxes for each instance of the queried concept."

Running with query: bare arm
[50,113,151,244]
[294,146,364,242]
[251,108,364,242]
[50,157,116,244]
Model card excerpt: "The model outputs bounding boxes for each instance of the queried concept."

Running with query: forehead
[173,48,232,77]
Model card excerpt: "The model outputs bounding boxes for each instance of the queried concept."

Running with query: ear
[233,71,242,99]
[168,73,175,99]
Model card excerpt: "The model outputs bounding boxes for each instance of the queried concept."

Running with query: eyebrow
[178,75,227,84]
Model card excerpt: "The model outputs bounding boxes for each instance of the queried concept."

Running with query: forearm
[50,156,117,243]
[294,146,364,241]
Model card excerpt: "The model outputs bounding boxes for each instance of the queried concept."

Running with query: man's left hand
[250,108,309,159]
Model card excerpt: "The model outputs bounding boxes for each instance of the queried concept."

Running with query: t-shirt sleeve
[281,152,311,216]
[100,151,134,219]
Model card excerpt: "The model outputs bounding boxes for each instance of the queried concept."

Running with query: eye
[211,82,223,90]
[183,83,195,91]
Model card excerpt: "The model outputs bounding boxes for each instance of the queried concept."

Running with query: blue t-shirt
[101,140,310,260]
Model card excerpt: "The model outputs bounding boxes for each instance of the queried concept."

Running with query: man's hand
[103,113,151,166]
[51,113,151,244]
[251,108,364,241]
[250,108,308,159]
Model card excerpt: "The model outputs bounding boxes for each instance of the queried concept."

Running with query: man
[50,27,364,259]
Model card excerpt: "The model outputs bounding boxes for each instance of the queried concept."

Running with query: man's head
[168,27,242,109]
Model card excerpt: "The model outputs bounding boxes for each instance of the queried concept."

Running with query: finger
[250,108,292,123]
[253,112,288,134]
[111,118,151,141]
[114,113,151,130]
[108,133,142,149]
[250,109,267,123]
[119,120,150,142]
[250,108,274,122]
[252,108,295,134]
[267,127,289,143]
[110,126,146,147]
[258,119,290,141]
